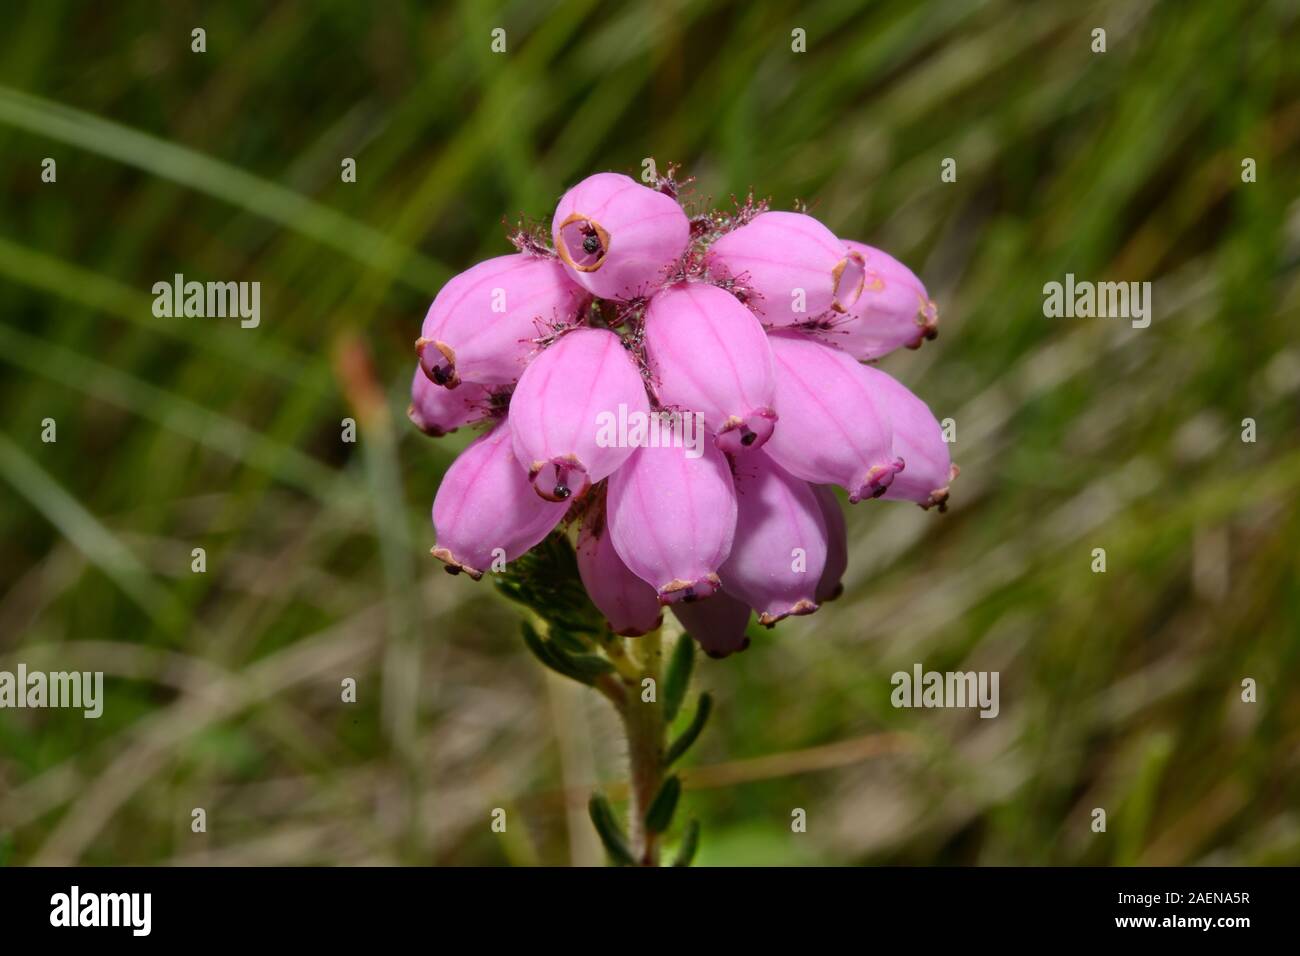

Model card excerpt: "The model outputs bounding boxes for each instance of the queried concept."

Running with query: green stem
[622,628,664,866]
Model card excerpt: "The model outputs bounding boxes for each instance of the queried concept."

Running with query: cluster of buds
[412,170,954,657]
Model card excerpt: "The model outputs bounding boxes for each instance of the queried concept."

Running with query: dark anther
[740,428,757,447]
[682,587,698,603]
[431,364,452,385]
[582,234,601,254]
[444,565,461,576]
[553,484,572,500]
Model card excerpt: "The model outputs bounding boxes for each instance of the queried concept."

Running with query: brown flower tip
[555,213,611,273]
[416,338,461,388]
[431,546,484,581]
[831,250,867,312]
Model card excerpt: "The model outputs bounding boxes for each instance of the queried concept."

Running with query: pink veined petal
[416,254,589,388]
[763,330,904,503]
[705,211,865,326]
[860,364,957,510]
[577,491,663,637]
[606,439,737,605]
[807,240,937,360]
[552,173,690,300]
[720,451,827,627]
[431,418,569,579]
[509,327,650,502]
[643,281,778,453]
[671,591,753,658]
[408,365,492,437]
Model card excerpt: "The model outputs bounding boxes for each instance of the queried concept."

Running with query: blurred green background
[1,0,1298,866]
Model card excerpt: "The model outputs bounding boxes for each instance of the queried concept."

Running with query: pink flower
[720,452,827,626]
[606,439,738,605]
[414,168,950,658]
[862,365,957,510]
[812,485,848,602]
[763,330,904,503]
[552,173,690,301]
[671,592,753,658]
[643,282,778,453]
[706,211,865,325]
[577,499,663,637]
[416,254,589,388]
[808,241,937,359]
[408,365,491,437]
[509,328,649,502]
[430,419,569,579]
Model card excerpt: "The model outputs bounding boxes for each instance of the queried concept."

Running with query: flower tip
[407,403,451,438]
[920,464,960,513]
[705,635,751,659]
[415,337,460,388]
[430,546,484,581]
[848,457,906,504]
[757,598,819,628]
[612,615,665,638]
[907,297,940,349]
[832,250,867,312]
[555,213,610,273]
[715,408,778,454]
[658,574,723,605]
[529,457,591,502]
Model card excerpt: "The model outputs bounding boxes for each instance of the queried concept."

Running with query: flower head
[414,169,955,650]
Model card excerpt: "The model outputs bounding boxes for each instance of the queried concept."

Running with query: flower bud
[705,211,865,325]
[813,484,848,602]
[577,502,663,637]
[671,592,753,659]
[416,254,589,388]
[606,440,737,605]
[643,282,778,453]
[552,173,690,301]
[408,365,491,437]
[861,365,956,510]
[509,328,650,501]
[721,453,827,626]
[431,419,569,579]
[763,331,904,503]
[810,241,937,359]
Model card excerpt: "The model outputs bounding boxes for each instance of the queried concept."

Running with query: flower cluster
[411,171,954,657]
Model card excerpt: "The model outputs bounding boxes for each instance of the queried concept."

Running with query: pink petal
[721,452,827,626]
[763,331,904,502]
[643,281,778,453]
[606,440,737,605]
[417,254,589,387]
[509,328,650,502]
[431,418,569,578]
[552,173,690,301]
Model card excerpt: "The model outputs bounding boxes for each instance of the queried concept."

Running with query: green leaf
[644,775,682,834]
[520,621,585,684]
[588,794,635,866]
[493,533,607,636]
[672,820,700,867]
[549,627,591,655]
[665,692,713,767]
[520,621,614,686]
[662,634,695,723]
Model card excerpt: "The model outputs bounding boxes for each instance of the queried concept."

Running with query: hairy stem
[622,628,664,866]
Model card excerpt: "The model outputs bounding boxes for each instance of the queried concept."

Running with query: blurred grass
[1,0,1298,866]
